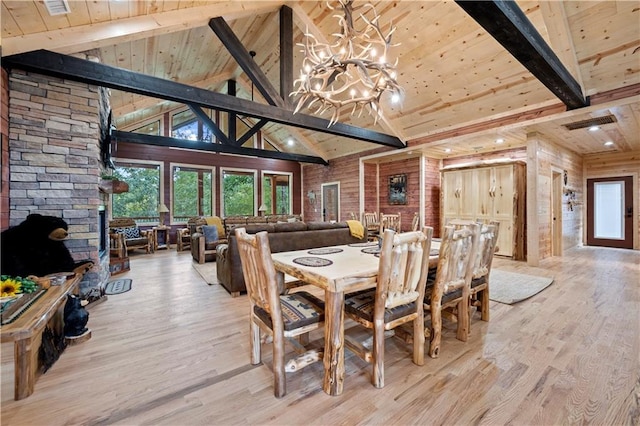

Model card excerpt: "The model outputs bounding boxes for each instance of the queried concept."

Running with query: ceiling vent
[44,0,71,16]
[562,115,617,131]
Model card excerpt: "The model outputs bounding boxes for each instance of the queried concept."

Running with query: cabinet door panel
[442,171,462,217]
[474,168,493,218]
[494,219,513,257]
[492,165,514,220]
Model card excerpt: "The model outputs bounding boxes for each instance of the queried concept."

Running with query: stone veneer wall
[7,69,109,295]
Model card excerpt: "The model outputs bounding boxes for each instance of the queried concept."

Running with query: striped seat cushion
[254,291,324,331]
[345,290,416,323]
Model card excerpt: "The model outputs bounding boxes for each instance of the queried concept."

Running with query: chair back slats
[235,228,281,320]
[433,224,480,296]
[475,222,500,279]
[362,212,379,231]
[380,213,401,233]
[378,228,433,310]
[411,212,420,232]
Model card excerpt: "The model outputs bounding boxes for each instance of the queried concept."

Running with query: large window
[171,164,215,222]
[112,161,162,223]
[262,172,292,215]
[222,169,256,216]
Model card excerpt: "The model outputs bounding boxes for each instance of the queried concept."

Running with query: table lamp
[158,203,169,225]
[258,203,268,216]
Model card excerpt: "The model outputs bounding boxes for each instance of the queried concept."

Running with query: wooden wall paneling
[378,158,421,232]
[526,134,541,266]
[442,147,527,168]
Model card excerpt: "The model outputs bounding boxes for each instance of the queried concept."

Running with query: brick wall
[7,69,107,294]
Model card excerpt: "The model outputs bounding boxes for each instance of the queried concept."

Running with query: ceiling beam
[209,17,286,108]
[236,119,268,146]
[188,105,230,145]
[3,50,403,148]
[280,6,294,110]
[112,130,328,165]
[1,1,284,57]
[456,0,588,110]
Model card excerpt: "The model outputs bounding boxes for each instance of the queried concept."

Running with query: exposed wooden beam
[1,1,284,56]
[187,105,230,145]
[456,0,588,110]
[280,6,294,110]
[227,80,238,143]
[2,50,403,148]
[112,130,328,165]
[236,119,268,146]
[209,17,286,108]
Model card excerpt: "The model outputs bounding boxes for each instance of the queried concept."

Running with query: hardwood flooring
[2,246,639,425]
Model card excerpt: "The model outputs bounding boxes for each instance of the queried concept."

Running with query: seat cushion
[126,236,148,246]
[345,289,416,323]
[254,291,325,331]
[471,276,487,288]
[424,281,463,305]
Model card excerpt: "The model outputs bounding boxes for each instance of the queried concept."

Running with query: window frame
[169,162,216,224]
[220,167,258,217]
[111,158,164,225]
[261,170,293,215]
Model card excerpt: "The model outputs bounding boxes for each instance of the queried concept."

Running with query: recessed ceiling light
[588,125,600,132]
[495,138,504,144]
[604,141,614,146]
[287,139,294,146]
[444,148,451,153]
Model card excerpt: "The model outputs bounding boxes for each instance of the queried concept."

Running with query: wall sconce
[307,190,316,205]
[157,203,169,225]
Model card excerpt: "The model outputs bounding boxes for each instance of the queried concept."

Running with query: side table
[153,226,171,251]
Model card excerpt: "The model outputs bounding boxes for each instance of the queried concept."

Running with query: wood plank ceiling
[2,0,639,161]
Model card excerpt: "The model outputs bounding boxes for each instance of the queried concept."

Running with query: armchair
[190,217,227,264]
[109,218,152,254]
[176,217,206,252]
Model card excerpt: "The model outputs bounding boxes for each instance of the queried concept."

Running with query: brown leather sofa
[216,221,367,297]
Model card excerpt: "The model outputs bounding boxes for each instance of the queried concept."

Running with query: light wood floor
[2,246,639,425]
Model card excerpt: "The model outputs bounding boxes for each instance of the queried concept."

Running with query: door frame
[321,181,340,222]
[583,171,638,250]
[551,168,563,256]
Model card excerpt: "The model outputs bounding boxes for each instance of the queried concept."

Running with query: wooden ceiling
[2,0,639,161]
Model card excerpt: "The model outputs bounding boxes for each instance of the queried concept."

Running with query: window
[262,172,292,215]
[172,109,214,142]
[171,164,215,222]
[132,119,161,136]
[222,169,256,216]
[112,161,162,224]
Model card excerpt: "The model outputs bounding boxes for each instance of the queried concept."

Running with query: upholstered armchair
[190,217,227,264]
[109,218,153,254]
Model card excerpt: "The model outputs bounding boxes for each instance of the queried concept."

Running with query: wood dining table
[271,239,440,396]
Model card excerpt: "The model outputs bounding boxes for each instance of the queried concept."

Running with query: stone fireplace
[6,68,111,296]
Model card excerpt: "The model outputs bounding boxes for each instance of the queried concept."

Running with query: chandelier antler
[291,0,403,126]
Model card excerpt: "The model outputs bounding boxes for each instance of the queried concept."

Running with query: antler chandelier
[291,0,403,126]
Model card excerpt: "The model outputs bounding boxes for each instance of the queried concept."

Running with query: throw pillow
[124,227,140,239]
[202,225,218,243]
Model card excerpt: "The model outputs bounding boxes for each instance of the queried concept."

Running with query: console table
[0,273,82,400]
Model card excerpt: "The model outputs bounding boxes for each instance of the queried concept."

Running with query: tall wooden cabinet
[441,162,526,259]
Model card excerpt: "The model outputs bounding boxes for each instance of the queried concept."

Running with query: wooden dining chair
[411,212,420,232]
[424,223,480,358]
[469,221,500,322]
[379,212,401,233]
[235,227,325,398]
[444,220,499,325]
[344,226,433,388]
[362,212,380,240]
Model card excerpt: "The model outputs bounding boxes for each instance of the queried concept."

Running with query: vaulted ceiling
[2,0,639,161]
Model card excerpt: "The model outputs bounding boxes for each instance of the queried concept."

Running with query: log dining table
[271,239,440,396]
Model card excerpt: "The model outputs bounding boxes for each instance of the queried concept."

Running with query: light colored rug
[192,262,218,285]
[489,269,554,304]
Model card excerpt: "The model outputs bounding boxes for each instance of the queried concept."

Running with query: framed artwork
[388,174,407,205]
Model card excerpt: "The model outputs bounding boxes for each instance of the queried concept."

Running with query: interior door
[587,176,633,248]
[321,182,340,222]
[551,170,563,256]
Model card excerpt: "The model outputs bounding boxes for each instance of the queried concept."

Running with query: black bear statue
[1,213,93,277]
[63,294,89,337]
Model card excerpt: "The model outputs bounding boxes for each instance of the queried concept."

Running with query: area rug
[489,269,554,304]
[104,278,132,295]
[193,262,218,285]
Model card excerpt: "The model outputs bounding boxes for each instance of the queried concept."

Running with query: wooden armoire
[441,162,526,260]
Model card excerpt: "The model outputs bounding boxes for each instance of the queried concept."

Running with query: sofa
[222,214,302,234]
[216,221,367,297]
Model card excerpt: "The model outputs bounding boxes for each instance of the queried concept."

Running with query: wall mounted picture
[388,174,407,205]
